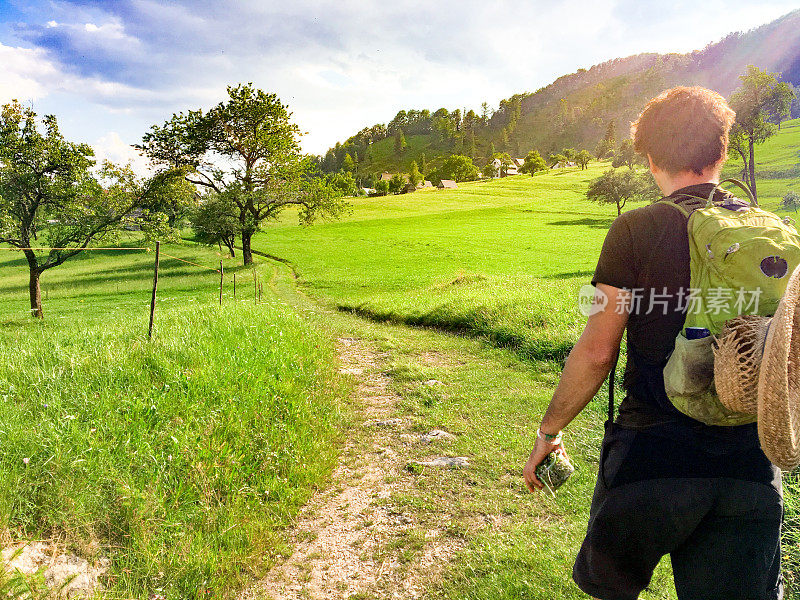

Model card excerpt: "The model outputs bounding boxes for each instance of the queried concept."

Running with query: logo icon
[578,284,608,316]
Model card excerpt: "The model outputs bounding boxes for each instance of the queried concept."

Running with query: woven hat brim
[758,262,800,470]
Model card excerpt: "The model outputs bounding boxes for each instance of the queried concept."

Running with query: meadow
[0,243,348,598]
[253,121,800,597]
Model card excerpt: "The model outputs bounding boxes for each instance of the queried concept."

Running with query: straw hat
[714,263,800,470]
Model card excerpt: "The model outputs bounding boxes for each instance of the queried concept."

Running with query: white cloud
[0,43,59,103]
[91,131,152,175]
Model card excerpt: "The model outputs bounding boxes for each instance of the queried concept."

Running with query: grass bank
[0,243,347,598]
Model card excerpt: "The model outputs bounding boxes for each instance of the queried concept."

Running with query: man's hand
[522,283,628,494]
[523,436,566,492]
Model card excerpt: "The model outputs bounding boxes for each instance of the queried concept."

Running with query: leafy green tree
[420,153,427,175]
[729,66,795,203]
[548,153,567,167]
[394,128,407,156]
[576,149,593,170]
[138,172,197,228]
[342,152,355,173]
[374,180,390,196]
[563,148,577,163]
[326,171,358,197]
[586,168,653,216]
[520,150,548,176]
[767,81,794,129]
[429,155,479,183]
[389,173,406,194]
[192,192,239,257]
[611,139,637,169]
[782,190,800,212]
[489,142,496,158]
[139,83,347,266]
[408,161,422,187]
[482,161,496,179]
[596,120,616,158]
[0,101,173,318]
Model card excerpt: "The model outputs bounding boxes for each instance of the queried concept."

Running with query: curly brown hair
[631,86,736,175]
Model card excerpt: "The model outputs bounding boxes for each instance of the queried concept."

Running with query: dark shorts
[573,423,784,600]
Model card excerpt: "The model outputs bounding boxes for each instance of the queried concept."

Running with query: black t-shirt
[591,183,777,483]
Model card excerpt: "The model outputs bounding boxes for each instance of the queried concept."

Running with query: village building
[438,179,458,189]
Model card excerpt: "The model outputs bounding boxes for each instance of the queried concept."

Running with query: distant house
[380,172,393,181]
[361,187,376,196]
[419,180,434,189]
[490,158,519,177]
[513,157,525,168]
[438,179,458,189]
[551,161,577,169]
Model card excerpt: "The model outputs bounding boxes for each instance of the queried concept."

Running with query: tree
[394,128,407,156]
[138,83,347,266]
[548,153,567,167]
[611,139,637,169]
[389,173,406,194]
[767,81,794,129]
[489,142,496,158]
[374,180,390,196]
[428,155,479,183]
[0,101,173,318]
[729,66,795,203]
[596,121,616,158]
[192,192,239,257]
[576,149,593,170]
[408,161,422,187]
[586,168,654,216]
[140,174,197,228]
[420,153,427,175]
[563,148,577,163]
[520,150,548,176]
[782,190,800,213]
[342,152,355,173]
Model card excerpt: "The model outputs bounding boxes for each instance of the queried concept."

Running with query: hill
[320,9,800,180]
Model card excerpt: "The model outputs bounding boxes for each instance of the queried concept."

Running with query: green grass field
[0,243,348,598]
[0,118,797,598]
[252,127,800,597]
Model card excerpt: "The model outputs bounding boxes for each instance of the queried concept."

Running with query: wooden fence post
[148,241,160,339]
[219,260,224,305]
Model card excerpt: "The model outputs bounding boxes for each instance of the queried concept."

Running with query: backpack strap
[607,350,620,425]
[718,177,757,206]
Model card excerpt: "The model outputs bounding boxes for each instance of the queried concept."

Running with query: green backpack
[659,179,800,426]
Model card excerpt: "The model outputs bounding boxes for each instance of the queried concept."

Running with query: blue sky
[0,0,797,170]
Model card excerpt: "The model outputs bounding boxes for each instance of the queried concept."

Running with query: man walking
[523,87,783,599]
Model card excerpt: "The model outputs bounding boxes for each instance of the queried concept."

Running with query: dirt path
[242,336,460,600]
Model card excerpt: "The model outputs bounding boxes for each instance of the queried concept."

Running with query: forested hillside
[319,9,800,183]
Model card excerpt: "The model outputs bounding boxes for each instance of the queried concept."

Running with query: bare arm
[523,284,629,492]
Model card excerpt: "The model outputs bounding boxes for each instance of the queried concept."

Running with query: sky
[0,0,798,173]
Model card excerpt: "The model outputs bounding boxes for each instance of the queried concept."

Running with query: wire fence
[0,242,267,337]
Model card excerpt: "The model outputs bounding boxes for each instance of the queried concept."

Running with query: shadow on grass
[546,217,615,228]
[338,303,573,366]
[544,270,594,280]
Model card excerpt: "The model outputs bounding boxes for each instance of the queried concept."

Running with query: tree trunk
[242,231,253,266]
[23,250,43,319]
[748,135,758,204]
[224,236,236,258]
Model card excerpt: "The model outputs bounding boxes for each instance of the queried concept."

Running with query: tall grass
[0,245,347,598]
